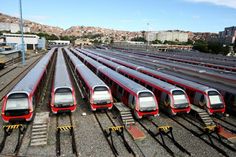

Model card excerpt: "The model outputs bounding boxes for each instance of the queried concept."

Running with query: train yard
[0,47,236,157]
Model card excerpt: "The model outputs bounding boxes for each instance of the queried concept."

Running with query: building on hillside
[156,31,188,42]
[2,33,39,50]
[0,22,30,33]
[145,31,158,41]
[74,39,92,46]
[48,40,70,46]
[219,26,236,45]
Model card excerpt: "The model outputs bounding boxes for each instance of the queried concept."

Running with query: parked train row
[1,47,115,123]
[70,48,159,119]
[77,48,226,115]
[115,48,236,71]
[89,48,236,114]
[111,47,236,89]
[1,46,231,123]
[75,49,191,115]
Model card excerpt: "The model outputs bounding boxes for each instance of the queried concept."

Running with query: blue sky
[0,0,235,32]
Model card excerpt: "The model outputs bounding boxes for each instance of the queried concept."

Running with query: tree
[208,42,222,54]
[110,37,114,44]
[152,39,162,44]
[122,36,126,41]
[141,31,146,38]
[193,40,208,52]
[130,37,147,42]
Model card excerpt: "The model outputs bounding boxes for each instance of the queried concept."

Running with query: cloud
[186,0,236,9]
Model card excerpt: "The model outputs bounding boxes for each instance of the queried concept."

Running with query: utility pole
[19,0,25,65]
[146,22,150,51]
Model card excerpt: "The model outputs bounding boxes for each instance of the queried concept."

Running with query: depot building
[2,33,40,50]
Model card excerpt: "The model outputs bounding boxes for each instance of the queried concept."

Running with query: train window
[6,93,29,110]
[94,86,108,91]
[55,88,74,106]
[93,86,110,102]
[208,91,223,106]
[172,90,188,107]
[138,92,156,111]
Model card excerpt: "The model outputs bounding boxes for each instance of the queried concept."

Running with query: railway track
[181,115,236,150]
[167,113,234,157]
[214,115,236,129]
[0,55,43,101]
[0,124,28,156]
[137,118,190,157]
[94,111,136,157]
[56,113,77,157]
[0,66,17,78]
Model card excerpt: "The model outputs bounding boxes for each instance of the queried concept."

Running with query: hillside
[0,13,141,40]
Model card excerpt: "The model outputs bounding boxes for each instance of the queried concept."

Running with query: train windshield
[93,86,111,103]
[5,93,29,110]
[208,91,224,109]
[54,88,73,106]
[139,92,157,111]
[172,90,189,108]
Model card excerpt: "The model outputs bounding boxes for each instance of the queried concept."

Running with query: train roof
[54,48,72,91]
[90,49,220,93]
[81,49,181,92]
[64,48,108,89]
[73,49,150,95]
[8,47,56,96]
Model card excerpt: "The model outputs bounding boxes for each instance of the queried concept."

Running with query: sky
[0,0,235,32]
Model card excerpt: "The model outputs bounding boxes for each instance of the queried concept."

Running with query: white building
[156,31,188,42]
[145,31,158,41]
[0,22,30,33]
[2,33,39,50]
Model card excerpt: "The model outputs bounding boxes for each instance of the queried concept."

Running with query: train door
[153,88,161,102]
[193,92,206,107]
[116,85,124,100]
[122,90,129,104]
[160,92,170,107]
[128,94,135,109]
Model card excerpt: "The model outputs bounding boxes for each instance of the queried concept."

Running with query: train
[1,48,56,123]
[83,48,226,115]
[50,48,77,114]
[78,49,191,115]
[64,48,113,111]
[70,48,159,119]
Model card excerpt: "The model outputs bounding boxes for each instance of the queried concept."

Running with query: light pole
[19,0,25,65]
[146,22,150,51]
